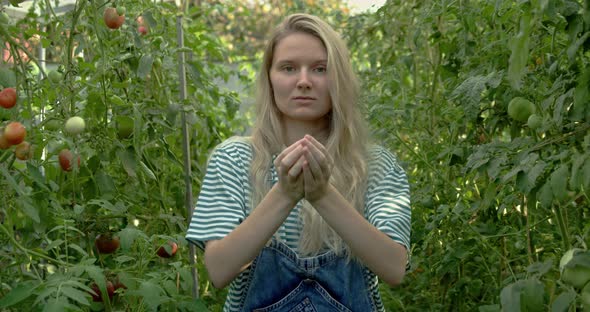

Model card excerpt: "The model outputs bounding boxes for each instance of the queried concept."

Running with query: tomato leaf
[508,12,532,90]
[550,164,570,202]
[17,197,40,223]
[117,147,138,178]
[500,281,522,312]
[118,227,148,250]
[61,286,90,306]
[0,281,38,308]
[137,54,154,79]
[550,290,576,312]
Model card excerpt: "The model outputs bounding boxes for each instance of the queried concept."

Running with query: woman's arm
[309,185,408,287]
[204,140,307,288]
[204,183,297,288]
[301,135,408,286]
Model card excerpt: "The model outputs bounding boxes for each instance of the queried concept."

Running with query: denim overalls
[239,239,377,312]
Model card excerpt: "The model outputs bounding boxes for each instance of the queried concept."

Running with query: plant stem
[553,202,570,250]
[0,223,66,266]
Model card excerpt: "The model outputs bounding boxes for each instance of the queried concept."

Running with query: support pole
[176,13,199,299]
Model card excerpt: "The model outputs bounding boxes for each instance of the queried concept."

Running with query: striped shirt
[186,137,411,311]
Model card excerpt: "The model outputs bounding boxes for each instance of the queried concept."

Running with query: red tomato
[156,241,178,258]
[58,149,80,171]
[89,281,115,302]
[104,7,125,29]
[0,128,11,149]
[0,87,17,109]
[3,122,26,145]
[95,234,120,254]
[14,141,31,160]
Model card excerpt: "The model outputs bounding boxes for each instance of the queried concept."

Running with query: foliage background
[1,0,589,311]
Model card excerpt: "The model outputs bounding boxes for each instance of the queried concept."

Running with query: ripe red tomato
[138,26,148,35]
[104,7,125,29]
[89,281,115,302]
[0,128,11,149]
[95,234,120,254]
[58,149,80,171]
[3,122,26,145]
[156,241,178,258]
[0,87,17,109]
[14,141,31,160]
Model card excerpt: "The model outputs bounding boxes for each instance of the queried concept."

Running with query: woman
[186,13,410,312]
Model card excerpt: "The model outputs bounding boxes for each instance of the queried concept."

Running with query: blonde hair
[250,13,369,256]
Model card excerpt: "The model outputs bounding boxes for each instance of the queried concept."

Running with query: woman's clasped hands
[273,135,333,204]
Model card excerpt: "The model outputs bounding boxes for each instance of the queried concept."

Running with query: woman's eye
[314,66,327,73]
[282,66,295,72]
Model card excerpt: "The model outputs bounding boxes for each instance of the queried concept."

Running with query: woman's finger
[277,145,304,172]
[303,145,322,180]
[274,141,301,167]
[287,155,306,177]
[304,135,329,156]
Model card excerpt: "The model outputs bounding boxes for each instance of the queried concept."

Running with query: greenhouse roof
[2,0,76,20]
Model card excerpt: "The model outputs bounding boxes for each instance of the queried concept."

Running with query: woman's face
[269,32,331,128]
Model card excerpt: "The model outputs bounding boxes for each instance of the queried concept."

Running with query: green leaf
[0,281,37,308]
[26,163,49,191]
[508,12,533,90]
[0,67,17,87]
[134,281,167,309]
[582,157,590,189]
[137,54,154,79]
[118,227,148,250]
[520,279,545,311]
[61,286,90,306]
[570,153,587,190]
[42,298,76,312]
[0,166,24,196]
[550,164,570,202]
[17,197,40,223]
[94,170,116,195]
[500,281,521,312]
[117,147,137,178]
[567,31,590,60]
[478,305,500,312]
[550,290,576,312]
[140,161,157,180]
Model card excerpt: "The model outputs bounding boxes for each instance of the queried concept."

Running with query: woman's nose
[296,70,311,89]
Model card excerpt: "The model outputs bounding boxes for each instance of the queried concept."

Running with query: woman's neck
[282,119,329,146]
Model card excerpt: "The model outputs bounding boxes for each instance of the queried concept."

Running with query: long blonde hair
[250,13,369,256]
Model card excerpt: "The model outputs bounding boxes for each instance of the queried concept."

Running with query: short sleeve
[365,147,411,251]
[185,141,249,250]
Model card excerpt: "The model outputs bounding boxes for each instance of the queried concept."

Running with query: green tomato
[48,70,62,84]
[116,115,134,139]
[527,114,543,130]
[44,119,62,131]
[562,264,590,289]
[116,6,126,16]
[0,12,10,25]
[508,97,535,122]
[64,116,86,135]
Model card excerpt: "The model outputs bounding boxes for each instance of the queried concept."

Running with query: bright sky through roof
[347,0,386,13]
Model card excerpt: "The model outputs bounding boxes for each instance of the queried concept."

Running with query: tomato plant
[0,0,246,310]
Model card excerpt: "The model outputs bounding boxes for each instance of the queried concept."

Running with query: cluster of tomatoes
[103,5,149,35]
[1,87,86,171]
[0,88,31,160]
[90,233,178,302]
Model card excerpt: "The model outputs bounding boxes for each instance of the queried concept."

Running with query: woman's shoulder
[366,143,406,178]
[212,136,253,156]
